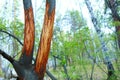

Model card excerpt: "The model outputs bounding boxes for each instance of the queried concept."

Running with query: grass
[47,60,120,80]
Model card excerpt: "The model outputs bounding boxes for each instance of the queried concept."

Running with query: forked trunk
[0,0,56,80]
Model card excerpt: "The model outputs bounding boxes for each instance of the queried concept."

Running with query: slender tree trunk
[105,0,120,79]
[63,65,70,80]
[53,55,70,80]
[84,0,115,79]
[53,57,57,70]
[0,55,1,69]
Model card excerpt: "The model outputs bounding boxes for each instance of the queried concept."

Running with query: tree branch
[0,30,23,45]
[46,69,57,80]
[0,49,15,63]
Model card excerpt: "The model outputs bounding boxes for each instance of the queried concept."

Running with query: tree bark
[0,0,56,79]
[35,0,56,79]
[19,0,35,66]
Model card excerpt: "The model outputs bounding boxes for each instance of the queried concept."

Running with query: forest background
[0,0,120,80]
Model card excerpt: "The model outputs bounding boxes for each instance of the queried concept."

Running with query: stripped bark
[19,0,35,66]
[0,0,56,79]
[35,0,56,79]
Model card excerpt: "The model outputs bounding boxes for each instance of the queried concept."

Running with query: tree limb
[0,49,15,63]
[46,69,57,80]
[0,30,23,45]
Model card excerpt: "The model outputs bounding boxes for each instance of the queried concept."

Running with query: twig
[90,62,95,80]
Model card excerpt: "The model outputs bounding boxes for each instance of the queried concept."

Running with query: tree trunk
[105,0,120,48]
[0,0,56,80]
[84,0,115,79]
[105,0,120,79]
[34,0,55,79]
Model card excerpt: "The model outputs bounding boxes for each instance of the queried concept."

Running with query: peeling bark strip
[20,0,35,65]
[23,7,35,56]
[35,0,55,79]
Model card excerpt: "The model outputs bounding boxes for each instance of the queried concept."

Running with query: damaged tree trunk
[35,0,56,79]
[0,0,56,80]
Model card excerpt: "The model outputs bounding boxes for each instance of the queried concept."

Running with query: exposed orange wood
[35,0,55,79]
[22,7,35,56]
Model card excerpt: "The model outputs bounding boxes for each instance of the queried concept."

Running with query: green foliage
[64,10,86,32]
[111,21,120,27]
[0,69,3,77]
[0,18,7,30]
[10,19,24,39]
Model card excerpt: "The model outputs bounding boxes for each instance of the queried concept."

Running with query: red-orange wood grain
[22,7,35,56]
[35,1,55,79]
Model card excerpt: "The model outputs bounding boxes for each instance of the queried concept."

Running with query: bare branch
[0,49,15,63]
[0,30,23,45]
[46,69,57,80]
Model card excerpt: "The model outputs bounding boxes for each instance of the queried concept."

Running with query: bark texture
[19,0,35,66]
[35,0,56,79]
